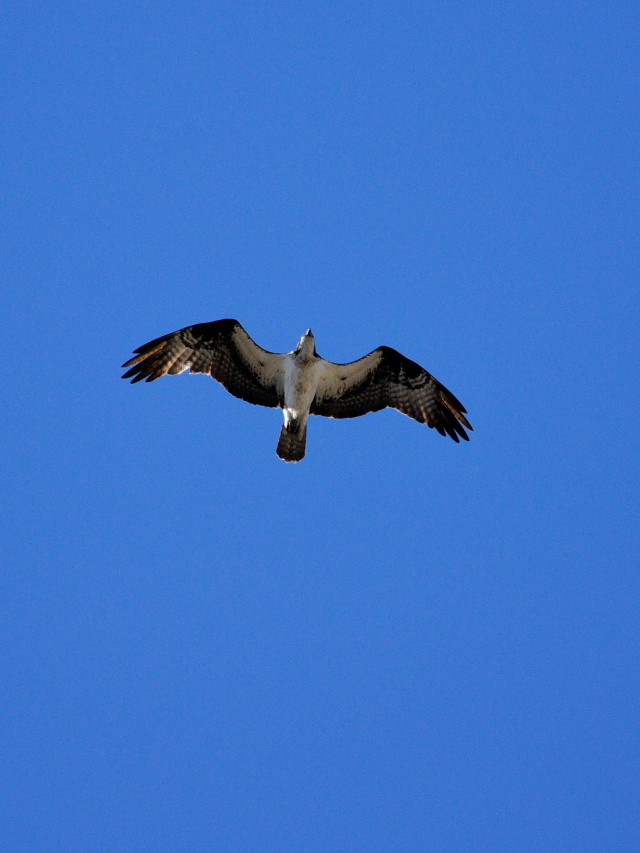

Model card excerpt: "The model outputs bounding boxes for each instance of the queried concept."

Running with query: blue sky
[2,2,638,851]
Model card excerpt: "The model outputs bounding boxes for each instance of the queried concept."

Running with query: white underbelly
[283,359,319,421]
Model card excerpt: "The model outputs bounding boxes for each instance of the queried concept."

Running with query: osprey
[122,319,472,462]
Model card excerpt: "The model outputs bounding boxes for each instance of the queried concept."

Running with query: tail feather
[276,423,307,462]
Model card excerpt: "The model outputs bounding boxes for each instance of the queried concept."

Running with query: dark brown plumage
[311,346,472,442]
[122,319,283,408]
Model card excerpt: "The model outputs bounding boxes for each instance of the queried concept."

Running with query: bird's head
[295,328,316,357]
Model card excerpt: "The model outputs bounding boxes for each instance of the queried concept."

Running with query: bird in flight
[122,319,472,462]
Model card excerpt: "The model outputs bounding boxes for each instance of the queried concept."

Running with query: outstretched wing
[122,319,285,408]
[311,346,472,442]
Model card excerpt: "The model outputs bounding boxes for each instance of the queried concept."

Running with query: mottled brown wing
[122,319,285,408]
[311,346,472,442]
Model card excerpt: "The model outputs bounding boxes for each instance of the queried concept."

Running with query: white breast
[283,355,322,426]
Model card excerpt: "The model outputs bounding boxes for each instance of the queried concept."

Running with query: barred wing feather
[122,319,285,408]
[312,346,472,442]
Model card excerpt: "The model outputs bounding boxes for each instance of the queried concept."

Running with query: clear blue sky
[2,2,638,851]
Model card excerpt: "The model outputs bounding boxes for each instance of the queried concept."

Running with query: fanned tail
[276,423,307,462]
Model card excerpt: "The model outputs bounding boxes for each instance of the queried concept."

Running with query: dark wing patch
[312,346,472,442]
[122,319,284,408]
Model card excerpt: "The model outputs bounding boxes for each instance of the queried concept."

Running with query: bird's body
[283,332,320,428]
[122,319,472,462]
[277,333,320,460]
